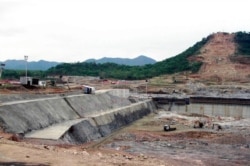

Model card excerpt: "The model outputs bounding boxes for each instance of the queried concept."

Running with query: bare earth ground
[1,109,250,166]
[1,32,250,165]
[197,33,250,82]
[0,112,190,166]
[0,80,250,166]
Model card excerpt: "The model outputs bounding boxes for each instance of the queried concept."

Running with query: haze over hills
[0,60,60,71]
[84,55,156,66]
[0,55,156,71]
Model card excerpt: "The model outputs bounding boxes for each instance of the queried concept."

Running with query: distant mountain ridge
[0,55,156,71]
[0,60,60,71]
[84,55,156,66]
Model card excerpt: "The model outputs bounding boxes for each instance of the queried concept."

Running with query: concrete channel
[0,89,156,144]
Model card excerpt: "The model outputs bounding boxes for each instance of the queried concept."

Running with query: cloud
[0,0,250,62]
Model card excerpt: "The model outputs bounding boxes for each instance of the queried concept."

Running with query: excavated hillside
[190,32,250,82]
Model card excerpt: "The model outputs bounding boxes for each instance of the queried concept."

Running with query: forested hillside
[234,32,250,56]
[0,60,59,70]
[44,36,209,80]
[84,55,156,66]
[2,31,250,80]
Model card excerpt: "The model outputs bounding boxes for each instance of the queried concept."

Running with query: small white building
[20,77,39,86]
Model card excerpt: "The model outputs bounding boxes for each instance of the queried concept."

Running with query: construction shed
[20,77,39,86]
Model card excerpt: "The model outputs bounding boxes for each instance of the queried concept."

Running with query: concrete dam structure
[153,96,250,118]
[0,89,156,144]
[1,90,249,144]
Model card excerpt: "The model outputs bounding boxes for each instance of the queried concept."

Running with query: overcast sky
[0,0,249,62]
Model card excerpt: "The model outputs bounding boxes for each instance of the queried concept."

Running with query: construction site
[0,32,250,165]
[0,75,249,166]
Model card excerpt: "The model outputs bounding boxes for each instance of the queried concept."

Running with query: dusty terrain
[1,109,250,166]
[0,79,250,166]
[1,31,250,165]
[191,32,250,82]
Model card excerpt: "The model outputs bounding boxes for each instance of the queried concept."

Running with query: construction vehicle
[82,85,95,94]
[163,124,176,131]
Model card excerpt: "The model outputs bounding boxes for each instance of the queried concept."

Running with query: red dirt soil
[191,32,250,82]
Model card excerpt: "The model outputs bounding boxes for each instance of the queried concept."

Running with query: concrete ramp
[25,118,85,140]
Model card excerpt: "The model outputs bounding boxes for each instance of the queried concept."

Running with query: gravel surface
[103,111,250,166]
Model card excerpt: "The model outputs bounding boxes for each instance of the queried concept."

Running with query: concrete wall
[0,89,155,145]
[163,103,250,118]
[61,119,102,144]
[0,91,132,134]
[0,99,80,133]
[106,89,130,98]
[61,100,155,144]
[65,92,131,117]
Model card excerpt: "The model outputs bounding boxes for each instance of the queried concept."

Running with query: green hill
[84,55,156,66]
[2,32,250,80]
[234,31,250,56]
[45,36,210,80]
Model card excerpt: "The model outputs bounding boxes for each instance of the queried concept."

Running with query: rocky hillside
[189,32,250,82]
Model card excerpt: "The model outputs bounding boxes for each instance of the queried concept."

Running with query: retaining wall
[0,98,79,133]
[65,92,131,117]
[61,100,155,144]
[154,96,250,118]
[158,103,250,118]
[0,89,156,144]
[0,90,133,133]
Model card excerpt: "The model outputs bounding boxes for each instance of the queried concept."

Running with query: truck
[82,85,95,94]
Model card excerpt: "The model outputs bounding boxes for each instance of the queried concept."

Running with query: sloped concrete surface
[65,92,131,117]
[61,118,103,144]
[0,98,80,133]
[0,89,156,144]
[25,118,85,139]
[61,100,155,144]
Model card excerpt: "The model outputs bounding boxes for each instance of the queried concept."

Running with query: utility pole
[0,63,5,79]
[24,55,28,84]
